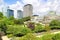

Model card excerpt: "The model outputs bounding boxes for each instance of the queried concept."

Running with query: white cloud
[0,0,60,16]
[0,0,3,5]
[0,0,4,12]
[9,1,24,18]
[9,1,23,10]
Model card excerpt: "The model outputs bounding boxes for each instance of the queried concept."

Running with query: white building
[17,10,23,19]
[23,4,33,17]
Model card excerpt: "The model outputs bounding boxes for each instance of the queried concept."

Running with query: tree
[0,12,3,19]
[14,19,24,25]
[0,20,7,34]
[9,16,15,20]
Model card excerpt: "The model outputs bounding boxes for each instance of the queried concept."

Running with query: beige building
[23,4,33,17]
[31,15,44,23]
[42,11,60,24]
[31,11,60,24]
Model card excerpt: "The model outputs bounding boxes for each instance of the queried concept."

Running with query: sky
[0,0,60,16]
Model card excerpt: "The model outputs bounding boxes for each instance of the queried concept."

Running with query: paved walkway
[2,36,10,40]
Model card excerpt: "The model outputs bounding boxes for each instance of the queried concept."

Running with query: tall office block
[2,6,14,18]
[7,9,14,17]
[17,10,23,19]
[23,4,33,17]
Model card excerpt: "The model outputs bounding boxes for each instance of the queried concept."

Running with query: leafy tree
[0,20,7,34]
[14,19,24,25]
[0,12,3,19]
[9,16,15,20]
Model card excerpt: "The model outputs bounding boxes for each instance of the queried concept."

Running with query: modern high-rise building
[23,4,33,17]
[17,10,23,19]
[7,9,14,17]
[2,6,14,18]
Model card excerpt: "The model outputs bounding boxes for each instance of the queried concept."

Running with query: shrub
[6,25,32,37]
[14,27,32,37]
[52,33,60,40]
[49,20,60,29]
[40,33,54,40]
[45,24,51,32]
[7,34,13,38]
[27,22,35,30]
[0,20,7,34]
[19,33,39,40]
[14,19,24,25]
[34,23,45,33]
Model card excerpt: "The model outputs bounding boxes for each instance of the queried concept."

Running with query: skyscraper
[2,5,14,18]
[23,4,33,17]
[7,9,14,18]
[17,10,23,19]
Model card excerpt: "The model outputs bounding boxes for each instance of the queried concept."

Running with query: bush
[34,23,45,33]
[14,27,32,37]
[7,34,13,38]
[22,16,31,21]
[14,19,24,25]
[40,33,54,40]
[6,25,32,37]
[52,33,60,40]
[49,20,60,29]
[0,20,7,34]
[45,24,51,32]
[19,33,39,40]
[27,22,35,30]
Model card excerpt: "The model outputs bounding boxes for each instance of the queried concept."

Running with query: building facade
[7,9,14,18]
[23,4,33,17]
[2,6,14,18]
[17,10,23,19]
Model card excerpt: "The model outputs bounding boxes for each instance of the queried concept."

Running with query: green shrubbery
[6,25,32,37]
[49,20,60,29]
[52,33,60,40]
[19,33,39,40]
[34,23,45,33]
[40,33,54,40]
[27,22,35,30]
[12,33,60,40]
[1,12,60,40]
[40,33,60,40]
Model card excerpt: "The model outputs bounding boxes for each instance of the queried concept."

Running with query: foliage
[0,12,3,19]
[45,24,51,32]
[14,19,24,25]
[9,16,15,20]
[52,33,60,40]
[22,16,31,21]
[34,23,45,33]
[40,33,54,40]
[27,22,35,30]
[6,25,32,37]
[0,20,7,34]
[7,34,13,38]
[49,20,60,29]
[19,33,39,40]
